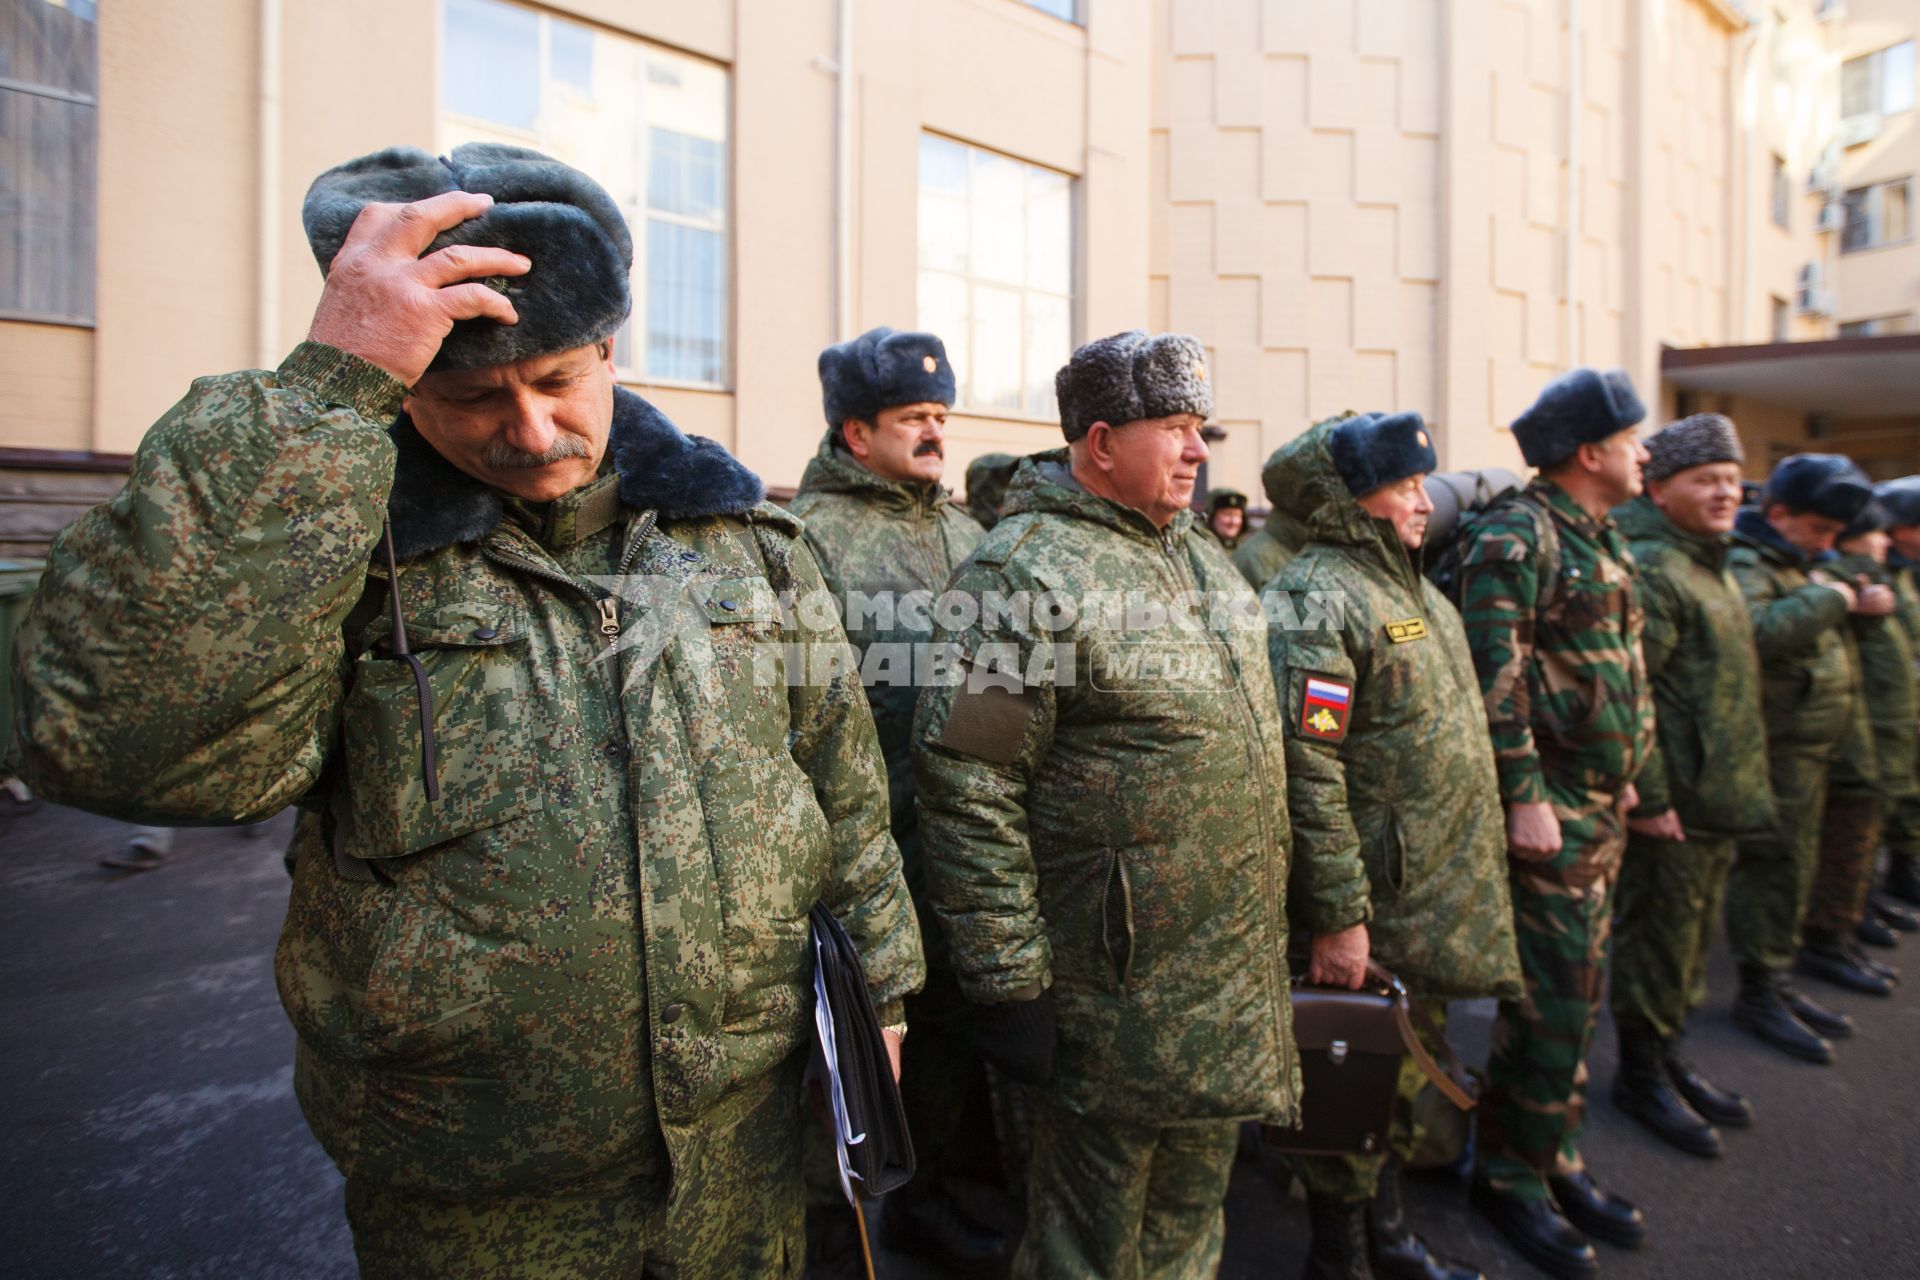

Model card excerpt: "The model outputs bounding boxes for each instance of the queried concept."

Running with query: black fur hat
[1763,453,1873,522]
[1841,499,1891,543]
[1509,367,1646,468]
[1055,331,1214,442]
[1328,411,1439,497]
[1874,477,1920,527]
[1204,488,1248,515]
[818,327,956,430]
[302,143,633,374]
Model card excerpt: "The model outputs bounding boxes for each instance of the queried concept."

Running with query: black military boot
[1797,927,1894,996]
[1469,1177,1596,1280]
[1304,1194,1375,1280]
[1847,940,1899,982]
[1870,893,1920,932]
[1367,1158,1484,1280]
[1546,1170,1645,1249]
[1662,1042,1753,1128]
[1885,854,1920,908]
[877,1176,1008,1275]
[1856,914,1901,949]
[1733,964,1835,1063]
[1779,981,1853,1039]
[1611,1024,1720,1156]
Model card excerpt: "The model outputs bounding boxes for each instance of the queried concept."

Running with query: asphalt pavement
[2,800,1916,1279]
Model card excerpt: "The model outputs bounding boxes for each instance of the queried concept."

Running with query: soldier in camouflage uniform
[1607,415,1772,1159]
[1456,369,1656,1280]
[966,451,1021,531]
[1234,440,1319,589]
[1264,411,1522,1280]
[8,146,924,1279]
[913,331,1300,1279]
[1202,487,1248,551]
[1724,454,1877,1064]
[1870,477,1920,916]
[1795,500,1907,996]
[789,327,1001,1271]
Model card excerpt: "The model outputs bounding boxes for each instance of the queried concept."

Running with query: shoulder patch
[936,675,1038,765]
[1297,671,1353,743]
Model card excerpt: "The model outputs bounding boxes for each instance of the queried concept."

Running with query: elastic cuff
[277,341,410,425]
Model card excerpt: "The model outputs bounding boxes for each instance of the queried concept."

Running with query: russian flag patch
[1299,674,1354,742]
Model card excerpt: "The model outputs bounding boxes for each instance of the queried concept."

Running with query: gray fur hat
[1874,477,1920,527]
[302,143,632,374]
[1328,411,1438,497]
[1763,453,1873,522]
[1055,331,1215,442]
[1643,413,1745,482]
[818,327,956,430]
[1509,367,1646,468]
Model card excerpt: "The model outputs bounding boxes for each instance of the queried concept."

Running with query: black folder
[808,903,916,1199]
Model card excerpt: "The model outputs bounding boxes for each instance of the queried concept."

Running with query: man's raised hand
[306,191,530,387]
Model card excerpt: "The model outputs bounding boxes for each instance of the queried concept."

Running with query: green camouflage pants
[1478,790,1623,1201]
[1288,996,1446,1203]
[1804,792,1883,934]
[1727,746,1833,972]
[1610,832,1737,1039]
[1016,1097,1239,1280]
[347,1061,805,1280]
[1885,791,1920,862]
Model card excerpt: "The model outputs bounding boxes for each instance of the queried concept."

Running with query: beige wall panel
[917,0,1087,175]
[1259,348,1310,444]
[643,387,735,453]
[553,0,733,61]
[0,324,93,451]
[94,0,259,451]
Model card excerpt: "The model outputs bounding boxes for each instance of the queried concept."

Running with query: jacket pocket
[341,615,546,861]
[1101,848,1136,991]
[1363,804,1409,901]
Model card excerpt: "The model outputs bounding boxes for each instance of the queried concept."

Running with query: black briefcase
[1261,962,1474,1157]
[808,904,917,1197]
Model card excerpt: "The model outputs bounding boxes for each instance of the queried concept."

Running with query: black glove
[972,989,1056,1086]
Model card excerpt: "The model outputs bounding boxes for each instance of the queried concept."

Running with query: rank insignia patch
[1385,617,1429,644]
[1299,674,1353,742]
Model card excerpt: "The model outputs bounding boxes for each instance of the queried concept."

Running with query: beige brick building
[2,0,1916,555]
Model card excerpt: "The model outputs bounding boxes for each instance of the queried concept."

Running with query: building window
[918,134,1074,418]
[440,0,729,386]
[1841,177,1913,253]
[1842,41,1916,120]
[1838,314,1915,338]
[1771,295,1792,342]
[1021,0,1078,20]
[1771,155,1790,229]
[0,0,98,325]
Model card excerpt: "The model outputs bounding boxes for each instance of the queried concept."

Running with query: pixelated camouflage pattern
[1457,479,1653,808]
[912,452,1300,1128]
[1261,419,1521,1000]
[1232,441,1326,591]
[1827,550,1916,801]
[1806,792,1884,935]
[346,1057,805,1279]
[964,452,1021,532]
[1477,792,1623,1198]
[1612,496,1774,836]
[1881,561,1920,860]
[1610,832,1737,1038]
[1018,1100,1239,1280]
[12,343,923,1198]
[1727,745,1835,972]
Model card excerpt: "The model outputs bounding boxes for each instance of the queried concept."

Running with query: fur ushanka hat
[818,327,957,431]
[1874,477,1920,528]
[1509,367,1647,469]
[302,143,632,374]
[1763,454,1873,522]
[1328,411,1438,497]
[1642,413,1745,482]
[1055,331,1215,442]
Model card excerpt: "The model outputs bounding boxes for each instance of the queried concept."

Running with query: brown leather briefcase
[1261,962,1475,1157]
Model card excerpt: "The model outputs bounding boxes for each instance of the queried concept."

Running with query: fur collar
[386,387,765,560]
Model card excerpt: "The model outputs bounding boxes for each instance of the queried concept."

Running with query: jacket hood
[1261,416,1412,575]
[794,427,953,513]
[386,386,765,560]
[1000,449,1195,542]
[1613,494,1728,570]
[1733,505,1825,569]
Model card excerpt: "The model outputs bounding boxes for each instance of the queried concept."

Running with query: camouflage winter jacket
[1613,496,1774,838]
[911,453,1299,1126]
[1233,437,1326,591]
[790,433,983,882]
[1458,478,1654,807]
[1827,551,1915,800]
[1728,508,1855,753]
[10,344,924,1197]
[1263,422,1521,1000]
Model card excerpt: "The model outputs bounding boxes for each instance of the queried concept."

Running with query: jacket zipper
[482,510,662,646]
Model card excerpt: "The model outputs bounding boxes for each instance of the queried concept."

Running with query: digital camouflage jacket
[790,432,984,879]
[911,453,1300,1127]
[1232,444,1319,591]
[1263,422,1521,1000]
[1728,508,1855,753]
[1457,478,1654,808]
[1613,496,1774,837]
[11,344,924,1198]
[1827,551,1914,800]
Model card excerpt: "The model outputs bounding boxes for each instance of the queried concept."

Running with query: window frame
[1840,176,1914,255]
[1842,40,1917,124]
[437,0,733,390]
[0,0,100,327]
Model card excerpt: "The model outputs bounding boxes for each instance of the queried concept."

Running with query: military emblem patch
[922,354,939,373]
[1299,674,1353,742]
[1385,617,1429,643]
